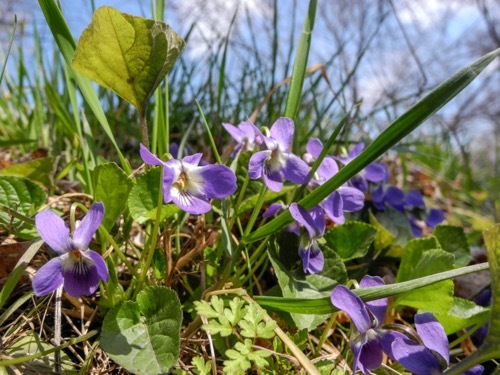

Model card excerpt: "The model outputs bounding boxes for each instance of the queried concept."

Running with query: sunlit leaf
[72,6,185,112]
[323,221,377,261]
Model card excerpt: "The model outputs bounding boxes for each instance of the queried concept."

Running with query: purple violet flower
[331,276,397,374]
[313,153,365,224]
[337,143,389,193]
[140,144,237,215]
[289,203,325,274]
[391,312,484,375]
[32,202,109,298]
[223,121,261,157]
[302,137,324,165]
[300,138,365,223]
[248,117,310,192]
[373,186,445,237]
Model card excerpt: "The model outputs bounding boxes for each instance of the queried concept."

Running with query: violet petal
[385,186,406,211]
[170,188,212,215]
[222,122,244,142]
[182,153,203,166]
[364,163,387,183]
[463,365,484,375]
[357,337,384,374]
[73,202,104,250]
[425,209,445,228]
[338,186,365,212]
[349,143,365,158]
[322,191,344,224]
[140,143,163,166]
[161,164,177,203]
[262,203,284,218]
[86,250,109,283]
[406,190,425,209]
[331,285,372,333]
[35,209,70,255]
[289,203,316,238]
[359,275,388,327]
[269,117,294,150]
[316,157,338,182]
[32,257,63,296]
[263,166,283,192]
[306,138,323,160]
[415,312,449,365]
[391,337,441,375]
[248,150,269,179]
[61,253,103,297]
[200,164,237,199]
[282,153,310,184]
[300,245,324,274]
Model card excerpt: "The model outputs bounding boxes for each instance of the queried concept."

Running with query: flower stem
[134,165,164,297]
[54,286,63,375]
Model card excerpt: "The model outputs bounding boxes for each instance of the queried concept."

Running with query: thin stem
[140,108,149,150]
[229,173,250,230]
[134,165,164,297]
[244,185,268,237]
[315,312,337,356]
[54,286,63,374]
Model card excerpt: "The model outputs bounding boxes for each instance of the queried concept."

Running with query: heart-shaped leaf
[323,221,377,261]
[100,286,182,374]
[72,6,185,112]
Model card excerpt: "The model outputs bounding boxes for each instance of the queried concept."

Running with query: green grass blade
[245,48,500,243]
[255,262,488,314]
[0,15,16,85]
[284,0,317,122]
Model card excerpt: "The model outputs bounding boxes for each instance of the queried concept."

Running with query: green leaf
[394,248,454,314]
[433,225,471,267]
[396,236,441,283]
[225,298,247,326]
[323,221,377,261]
[372,209,413,257]
[127,167,179,224]
[368,210,396,254]
[0,157,54,188]
[224,339,271,375]
[238,304,277,339]
[191,356,211,375]
[152,248,167,280]
[433,297,490,335]
[245,48,500,243]
[194,296,235,337]
[0,176,46,227]
[100,286,182,374]
[72,6,185,112]
[93,163,133,231]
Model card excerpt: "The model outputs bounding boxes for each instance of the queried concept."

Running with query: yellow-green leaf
[72,6,185,112]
